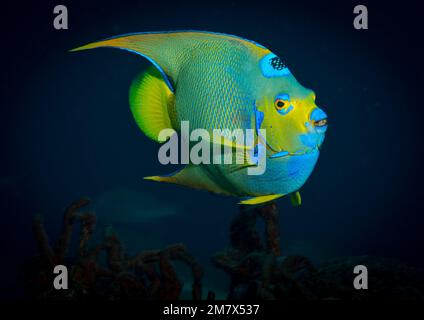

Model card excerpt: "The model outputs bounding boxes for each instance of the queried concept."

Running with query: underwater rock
[23,198,203,300]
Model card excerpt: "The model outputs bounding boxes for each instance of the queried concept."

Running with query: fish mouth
[269,146,319,159]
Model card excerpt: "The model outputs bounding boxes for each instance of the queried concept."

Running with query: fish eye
[274,95,293,115]
[275,99,287,110]
[274,94,290,111]
[274,93,293,116]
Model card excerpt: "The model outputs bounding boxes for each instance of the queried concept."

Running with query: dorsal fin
[70,31,270,92]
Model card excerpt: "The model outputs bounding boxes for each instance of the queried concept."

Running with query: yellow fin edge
[239,194,284,205]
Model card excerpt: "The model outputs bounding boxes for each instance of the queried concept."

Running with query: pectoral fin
[129,66,175,142]
[239,194,284,205]
[290,191,302,207]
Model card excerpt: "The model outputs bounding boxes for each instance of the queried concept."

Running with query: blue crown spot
[260,53,291,78]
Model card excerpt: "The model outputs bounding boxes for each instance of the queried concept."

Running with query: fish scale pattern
[174,39,261,135]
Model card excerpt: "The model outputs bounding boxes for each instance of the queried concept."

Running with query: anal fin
[144,165,232,196]
[239,194,284,205]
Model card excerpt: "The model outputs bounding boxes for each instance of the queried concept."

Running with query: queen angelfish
[71,31,328,205]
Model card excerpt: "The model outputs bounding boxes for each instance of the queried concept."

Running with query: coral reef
[212,202,424,300]
[23,198,424,300]
[23,198,203,300]
[212,202,314,300]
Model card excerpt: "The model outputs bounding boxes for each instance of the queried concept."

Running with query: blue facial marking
[270,150,289,158]
[300,133,321,148]
[255,108,264,134]
[286,151,319,179]
[276,93,290,101]
[315,125,327,134]
[277,105,293,116]
[310,108,327,122]
[260,53,291,78]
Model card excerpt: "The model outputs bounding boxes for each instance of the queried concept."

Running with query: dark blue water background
[1,0,423,298]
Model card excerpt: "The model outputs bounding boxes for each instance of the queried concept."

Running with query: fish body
[72,31,328,205]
